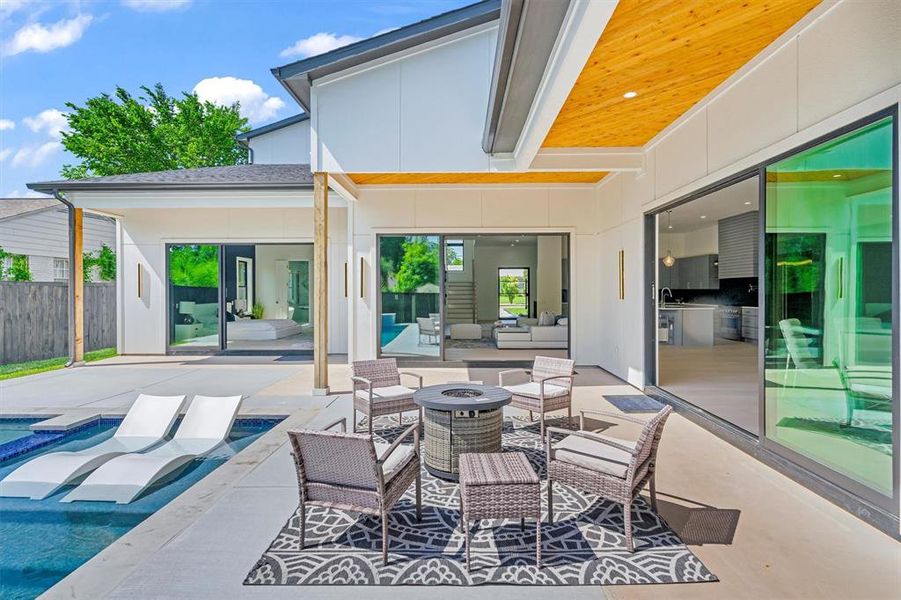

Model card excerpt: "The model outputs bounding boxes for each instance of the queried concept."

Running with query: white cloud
[121,0,192,12]
[10,141,61,168]
[2,14,93,56]
[0,148,11,162]
[0,119,14,131]
[5,188,47,198]
[193,77,285,124]
[0,0,38,21]
[23,108,68,139]
[279,32,362,59]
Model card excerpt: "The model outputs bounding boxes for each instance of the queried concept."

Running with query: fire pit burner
[441,388,484,399]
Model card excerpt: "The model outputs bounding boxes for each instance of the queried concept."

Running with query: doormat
[603,395,666,413]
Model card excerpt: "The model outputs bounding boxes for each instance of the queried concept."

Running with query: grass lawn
[0,348,117,381]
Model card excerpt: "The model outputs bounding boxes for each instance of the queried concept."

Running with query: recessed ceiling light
[700,215,707,219]
[832,173,842,178]
[744,201,751,205]
[623,91,638,99]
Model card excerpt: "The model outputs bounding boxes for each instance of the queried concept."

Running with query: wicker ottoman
[459,452,541,571]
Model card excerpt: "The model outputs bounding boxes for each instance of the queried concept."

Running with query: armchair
[500,356,575,437]
[287,417,421,566]
[546,405,672,552]
[351,358,423,434]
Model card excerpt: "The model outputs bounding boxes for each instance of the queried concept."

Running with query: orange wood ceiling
[542,0,822,148]
[348,172,607,185]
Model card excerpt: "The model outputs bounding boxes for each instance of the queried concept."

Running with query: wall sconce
[618,249,625,300]
[359,257,365,299]
[343,262,348,298]
[136,263,144,298]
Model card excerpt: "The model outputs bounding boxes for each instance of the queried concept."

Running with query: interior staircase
[445,281,477,324]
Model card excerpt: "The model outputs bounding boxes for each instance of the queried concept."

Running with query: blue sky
[0,0,470,197]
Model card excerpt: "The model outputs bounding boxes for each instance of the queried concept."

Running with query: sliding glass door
[764,115,895,499]
[167,244,222,350]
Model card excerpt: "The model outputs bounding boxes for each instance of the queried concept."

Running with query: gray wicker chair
[287,417,421,566]
[546,405,673,552]
[351,358,423,434]
[499,356,575,438]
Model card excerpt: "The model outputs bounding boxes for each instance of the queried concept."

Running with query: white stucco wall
[312,23,498,172]
[248,120,311,165]
[115,205,347,355]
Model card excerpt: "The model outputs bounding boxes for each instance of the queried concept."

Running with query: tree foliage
[83,243,116,282]
[500,275,520,304]
[394,239,439,293]
[168,245,219,288]
[6,254,33,281]
[60,84,250,179]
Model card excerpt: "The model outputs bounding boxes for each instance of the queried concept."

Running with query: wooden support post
[313,172,329,394]
[72,207,85,363]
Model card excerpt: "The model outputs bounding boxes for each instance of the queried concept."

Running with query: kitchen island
[659,304,716,347]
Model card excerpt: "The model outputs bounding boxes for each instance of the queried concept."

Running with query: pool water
[0,420,39,445]
[0,417,279,600]
[380,324,408,347]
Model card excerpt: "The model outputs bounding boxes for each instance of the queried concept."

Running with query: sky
[0,0,471,198]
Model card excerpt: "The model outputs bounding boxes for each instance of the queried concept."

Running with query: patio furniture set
[288,356,672,569]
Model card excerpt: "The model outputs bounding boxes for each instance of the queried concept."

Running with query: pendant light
[662,211,676,268]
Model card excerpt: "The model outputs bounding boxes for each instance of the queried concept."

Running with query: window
[445,239,464,271]
[54,258,69,281]
[498,267,529,318]
[764,115,894,497]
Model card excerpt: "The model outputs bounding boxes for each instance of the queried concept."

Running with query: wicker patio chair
[546,405,673,552]
[499,356,575,438]
[287,417,421,566]
[417,317,439,345]
[351,358,423,434]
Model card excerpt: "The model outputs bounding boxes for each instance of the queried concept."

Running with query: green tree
[500,275,520,304]
[83,243,117,282]
[168,245,219,288]
[60,84,250,179]
[7,255,33,282]
[0,246,7,280]
[394,239,438,293]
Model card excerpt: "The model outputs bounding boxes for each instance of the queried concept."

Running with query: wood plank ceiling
[348,172,607,185]
[542,0,822,148]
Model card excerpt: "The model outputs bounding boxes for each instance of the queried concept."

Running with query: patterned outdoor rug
[244,417,717,586]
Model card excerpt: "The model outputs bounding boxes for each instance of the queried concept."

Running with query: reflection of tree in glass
[776,236,822,293]
[395,239,439,293]
[169,245,219,287]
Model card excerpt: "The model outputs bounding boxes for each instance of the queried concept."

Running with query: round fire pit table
[413,383,512,481]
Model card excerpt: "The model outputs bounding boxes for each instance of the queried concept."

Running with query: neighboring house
[0,198,116,281]
[28,0,901,534]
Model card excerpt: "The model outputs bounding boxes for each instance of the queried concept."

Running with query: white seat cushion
[373,442,416,482]
[849,383,892,401]
[553,434,637,479]
[504,381,568,399]
[354,385,416,403]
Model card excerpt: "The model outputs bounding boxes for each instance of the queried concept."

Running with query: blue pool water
[380,324,408,347]
[0,417,280,600]
[0,420,39,445]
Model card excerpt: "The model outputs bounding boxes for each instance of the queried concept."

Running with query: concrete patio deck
[2,356,897,599]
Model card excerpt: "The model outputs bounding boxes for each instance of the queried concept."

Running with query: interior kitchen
[656,175,760,433]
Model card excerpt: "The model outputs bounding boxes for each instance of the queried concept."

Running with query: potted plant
[251,302,264,320]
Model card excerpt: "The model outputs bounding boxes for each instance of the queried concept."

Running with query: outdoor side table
[459,452,541,571]
[413,384,512,481]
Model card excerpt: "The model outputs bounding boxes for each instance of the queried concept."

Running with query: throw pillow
[538,311,556,326]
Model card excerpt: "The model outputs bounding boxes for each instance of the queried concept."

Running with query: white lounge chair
[62,395,243,504]
[0,394,186,500]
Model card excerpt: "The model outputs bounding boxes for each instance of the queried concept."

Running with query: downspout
[52,189,78,367]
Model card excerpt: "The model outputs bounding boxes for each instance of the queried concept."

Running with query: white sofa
[495,322,568,349]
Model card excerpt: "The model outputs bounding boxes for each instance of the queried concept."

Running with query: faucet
[659,287,673,307]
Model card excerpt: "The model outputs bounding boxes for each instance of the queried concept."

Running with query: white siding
[313,24,497,172]
[248,120,311,164]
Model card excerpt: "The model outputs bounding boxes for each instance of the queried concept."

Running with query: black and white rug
[244,417,717,586]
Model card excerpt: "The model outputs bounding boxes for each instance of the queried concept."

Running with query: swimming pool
[0,419,39,445]
[380,323,408,347]
[0,416,280,600]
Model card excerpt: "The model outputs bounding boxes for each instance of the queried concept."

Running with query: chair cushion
[504,381,568,399]
[373,442,416,482]
[354,385,416,403]
[849,382,892,402]
[553,434,637,479]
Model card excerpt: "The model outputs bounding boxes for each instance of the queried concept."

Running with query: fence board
[0,281,116,364]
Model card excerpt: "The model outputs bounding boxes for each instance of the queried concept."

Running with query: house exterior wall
[312,23,498,172]
[247,120,311,164]
[116,206,347,355]
[593,0,900,389]
[349,184,600,363]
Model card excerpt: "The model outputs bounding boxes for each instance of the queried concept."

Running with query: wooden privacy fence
[0,281,116,364]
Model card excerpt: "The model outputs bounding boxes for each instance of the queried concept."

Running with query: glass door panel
[764,116,895,497]
[378,235,441,359]
[168,244,221,349]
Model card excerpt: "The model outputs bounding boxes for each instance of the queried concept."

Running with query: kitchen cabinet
[718,211,759,278]
[660,254,718,289]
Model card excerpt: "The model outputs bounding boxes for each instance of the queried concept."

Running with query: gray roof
[236,113,309,142]
[27,164,314,193]
[0,198,60,221]
[272,0,501,111]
